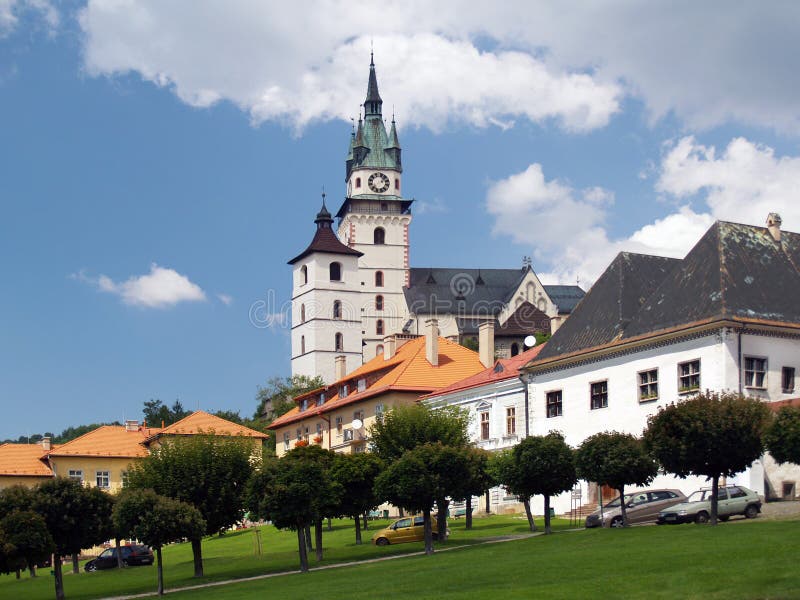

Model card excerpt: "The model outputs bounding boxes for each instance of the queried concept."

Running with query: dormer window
[317,394,325,407]
[341,384,349,398]
[300,398,309,411]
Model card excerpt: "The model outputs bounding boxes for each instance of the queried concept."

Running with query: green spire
[387,117,400,149]
[364,52,382,117]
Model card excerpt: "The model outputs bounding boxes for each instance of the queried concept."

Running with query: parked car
[371,516,449,546]
[585,489,687,528]
[84,545,154,571]
[657,485,762,524]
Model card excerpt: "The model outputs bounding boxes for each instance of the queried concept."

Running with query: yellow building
[0,442,56,490]
[270,322,485,457]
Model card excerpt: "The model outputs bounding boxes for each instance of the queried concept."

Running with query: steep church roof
[288,199,363,265]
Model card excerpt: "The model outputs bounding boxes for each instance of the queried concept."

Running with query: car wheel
[719,515,730,522]
[695,511,709,524]
[85,562,97,572]
[375,537,389,547]
[745,505,759,519]
[610,516,624,528]
[122,559,129,567]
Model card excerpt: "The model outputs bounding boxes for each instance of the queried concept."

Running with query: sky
[2,1,800,439]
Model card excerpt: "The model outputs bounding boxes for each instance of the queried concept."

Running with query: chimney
[335,355,347,380]
[425,319,439,366]
[40,437,51,451]
[478,320,495,369]
[383,335,397,360]
[767,212,782,242]
[125,420,139,432]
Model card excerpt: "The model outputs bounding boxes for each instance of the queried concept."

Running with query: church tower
[336,55,413,360]
[289,197,364,383]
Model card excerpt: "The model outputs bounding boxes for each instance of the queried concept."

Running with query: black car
[84,545,154,571]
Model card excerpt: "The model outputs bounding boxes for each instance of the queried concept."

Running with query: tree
[644,392,772,525]
[510,433,577,534]
[0,511,54,578]
[374,443,472,555]
[32,478,114,600]
[0,485,35,516]
[254,375,325,421]
[330,453,384,544]
[764,405,800,466]
[454,447,492,530]
[142,399,189,428]
[114,489,205,595]
[246,446,340,572]
[127,434,258,577]
[490,448,538,532]
[576,432,657,528]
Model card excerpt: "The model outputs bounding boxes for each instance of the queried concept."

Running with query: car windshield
[687,490,713,502]
[603,494,633,508]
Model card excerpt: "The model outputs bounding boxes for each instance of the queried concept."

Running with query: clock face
[368,172,390,193]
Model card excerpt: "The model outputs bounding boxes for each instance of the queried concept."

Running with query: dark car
[84,545,154,571]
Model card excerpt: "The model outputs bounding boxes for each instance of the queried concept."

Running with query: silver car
[585,489,687,528]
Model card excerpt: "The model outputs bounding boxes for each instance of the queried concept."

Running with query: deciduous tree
[0,511,53,578]
[330,453,384,544]
[764,405,800,466]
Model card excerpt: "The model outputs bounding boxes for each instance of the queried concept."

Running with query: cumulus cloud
[0,0,58,36]
[74,264,207,308]
[217,293,233,306]
[77,2,800,134]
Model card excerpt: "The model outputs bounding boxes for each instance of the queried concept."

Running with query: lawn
[3,516,798,599]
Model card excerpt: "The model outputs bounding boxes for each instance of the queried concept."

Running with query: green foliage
[114,489,206,550]
[1,423,119,445]
[142,399,189,428]
[576,431,656,491]
[254,375,325,421]
[369,404,470,462]
[534,332,551,346]
[0,511,54,573]
[330,453,384,519]
[0,485,35,516]
[764,406,800,465]
[460,336,479,352]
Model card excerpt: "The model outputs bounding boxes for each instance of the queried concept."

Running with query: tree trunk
[327,518,332,531]
[304,524,313,550]
[116,537,123,568]
[296,527,309,572]
[465,496,473,530]
[485,490,491,513]
[523,497,536,532]
[398,507,404,518]
[71,553,79,574]
[422,507,434,555]
[15,568,20,579]
[53,554,64,600]
[314,518,323,562]
[544,495,552,534]
[711,475,720,526]
[354,514,362,545]
[28,565,36,578]
[436,497,449,541]
[156,547,164,596]
[618,487,629,527]
[190,538,204,577]
[362,513,369,530]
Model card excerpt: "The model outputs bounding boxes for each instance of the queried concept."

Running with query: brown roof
[144,411,269,444]
[288,204,363,265]
[0,443,54,477]
[47,426,159,458]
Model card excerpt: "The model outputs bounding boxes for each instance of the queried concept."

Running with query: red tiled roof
[144,411,269,444]
[47,426,159,458]
[0,443,54,477]
[767,398,800,412]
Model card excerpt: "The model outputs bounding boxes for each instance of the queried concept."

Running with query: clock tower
[336,55,413,361]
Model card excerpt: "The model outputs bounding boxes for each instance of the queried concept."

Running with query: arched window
[301,304,306,323]
[355,177,361,188]
[376,319,384,335]
[301,335,306,354]
[333,300,342,319]
[374,227,385,245]
[300,265,308,285]
[375,271,384,287]
[511,343,520,357]
[375,294,384,311]
[330,262,342,281]
[376,344,384,357]
[335,333,343,352]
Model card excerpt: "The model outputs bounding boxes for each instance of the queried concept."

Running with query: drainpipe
[518,374,530,438]
[737,328,743,394]
[317,412,332,450]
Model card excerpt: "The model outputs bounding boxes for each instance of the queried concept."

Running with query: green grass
[4,517,799,599]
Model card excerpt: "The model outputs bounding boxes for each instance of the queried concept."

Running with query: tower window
[335,333,343,352]
[376,344,384,357]
[510,343,519,357]
[375,294,384,310]
[394,178,399,190]
[301,304,306,323]
[356,177,361,188]
[301,265,308,285]
[333,300,342,319]
[301,335,305,354]
[330,262,342,281]
[376,319,384,335]
[374,227,385,245]
[375,271,384,287]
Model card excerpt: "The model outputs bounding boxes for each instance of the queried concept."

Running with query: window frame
[329,261,342,282]
[638,368,659,402]
[782,366,795,393]
[373,227,386,245]
[376,319,384,335]
[375,294,384,311]
[95,470,110,489]
[678,359,701,394]
[335,332,344,352]
[375,271,384,287]
[743,356,767,389]
[590,380,609,410]
[505,406,516,436]
[479,411,490,441]
[300,265,308,285]
[68,469,83,483]
[546,390,563,418]
[333,300,342,319]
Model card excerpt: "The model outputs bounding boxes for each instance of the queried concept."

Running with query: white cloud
[77,2,800,134]
[75,264,207,309]
[0,0,57,37]
[0,1,18,35]
[217,293,233,306]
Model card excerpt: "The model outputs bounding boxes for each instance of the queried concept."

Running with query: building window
[330,262,342,281]
[283,432,290,450]
[744,357,767,389]
[782,367,795,393]
[301,265,308,285]
[678,359,701,393]
[303,426,309,441]
[341,384,349,398]
[301,335,305,354]
[317,393,325,407]
[354,410,364,422]
[374,227,386,245]
[316,423,323,436]
[333,300,342,319]
[68,469,83,482]
[480,411,490,440]
[638,369,659,402]
[590,381,608,410]
[394,178,399,190]
[95,471,110,489]
[300,303,306,323]
[296,428,302,441]
[121,471,128,488]
[505,407,516,436]
[335,332,343,352]
[376,319,384,335]
[510,343,519,357]
[356,177,361,188]
[358,378,367,392]
[546,391,562,418]
[343,429,355,442]
[336,416,343,432]
[300,398,309,411]
[375,271,384,287]
[376,295,384,310]
[375,403,384,422]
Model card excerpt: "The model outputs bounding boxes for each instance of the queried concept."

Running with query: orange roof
[0,443,54,477]
[144,411,269,444]
[270,337,485,428]
[47,426,160,458]
[423,344,546,399]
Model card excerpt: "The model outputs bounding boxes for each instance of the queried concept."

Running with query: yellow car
[371,516,448,546]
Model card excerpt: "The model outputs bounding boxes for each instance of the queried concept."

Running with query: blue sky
[2,2,799,439]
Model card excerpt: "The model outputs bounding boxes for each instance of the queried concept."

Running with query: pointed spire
[315,190,333,229]
[364,52,382,116]
[387,117,401,149]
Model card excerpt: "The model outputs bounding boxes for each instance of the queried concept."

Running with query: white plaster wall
[740,333,800,400]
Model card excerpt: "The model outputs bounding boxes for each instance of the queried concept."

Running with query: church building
[289,57,585,383]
